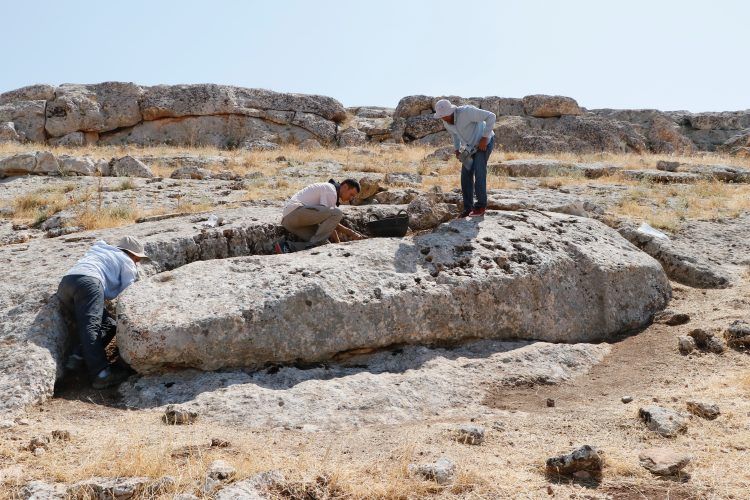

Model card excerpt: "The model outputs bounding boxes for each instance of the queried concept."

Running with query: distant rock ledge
[0,82,748,155]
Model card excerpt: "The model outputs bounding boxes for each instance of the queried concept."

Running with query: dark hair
[341,178,361,193]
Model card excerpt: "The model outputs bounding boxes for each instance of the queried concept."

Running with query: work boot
[92,365,130,390]
[468,208,486,217]
[458,209,471,218]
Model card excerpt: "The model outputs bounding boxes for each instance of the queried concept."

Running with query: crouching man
[276,178,365,253]
[57,236,146,389]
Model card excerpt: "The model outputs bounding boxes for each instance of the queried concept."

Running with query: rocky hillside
[1,83,749,155]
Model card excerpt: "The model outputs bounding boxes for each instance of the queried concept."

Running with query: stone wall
[1,82,749,154]
[0,83,346,148]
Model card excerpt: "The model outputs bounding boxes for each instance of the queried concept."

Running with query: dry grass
[613,179,750,231]
[9,185,78,225]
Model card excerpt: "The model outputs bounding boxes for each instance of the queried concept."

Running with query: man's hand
[454,150,460,159]
[477,137,488,151]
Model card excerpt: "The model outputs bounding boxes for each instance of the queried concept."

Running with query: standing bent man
[57,236,146,389]
[434,99,496,217]
[277,178,364,253]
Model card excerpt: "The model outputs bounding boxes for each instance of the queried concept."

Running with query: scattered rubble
[638,448,692,476]
[545,445,603,476]
[638,406,688,437]
[409,457,456,484]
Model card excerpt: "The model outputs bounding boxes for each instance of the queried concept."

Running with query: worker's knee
[330,207,343,221]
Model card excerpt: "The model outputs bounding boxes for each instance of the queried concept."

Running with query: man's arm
[109,260,137,300]
[466,107,497,151]
[335,223,366,241]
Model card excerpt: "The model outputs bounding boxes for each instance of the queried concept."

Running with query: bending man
[434,98,496,217]
[277,178,364,253]
[57,236,146,389]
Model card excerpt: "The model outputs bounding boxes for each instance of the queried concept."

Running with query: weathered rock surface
[0,121,21,143]
[117,211,669,373]
[67,476,152,500]
[0,151,59,177]
[638,448,691,476]
[120,339,610,429]
[725,320,750,348]
[620,169,701,184]
[522,95,582,118]
[0,100,47,142]
[109,156,154,178]
[638,406,688,437]
[546,445,603,476]
[617,223,734,289]
[656,161,750,183]
[686,400,720,420]
[409,457,456,484]
[490,159,619,178]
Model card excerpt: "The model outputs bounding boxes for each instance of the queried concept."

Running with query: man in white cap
[434,98,496,217]
[57,236,147,389]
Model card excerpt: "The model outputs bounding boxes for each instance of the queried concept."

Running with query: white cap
[433,99,456,118]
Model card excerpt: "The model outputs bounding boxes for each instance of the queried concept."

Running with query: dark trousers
[461,136,494,211]
[57,275,114,377]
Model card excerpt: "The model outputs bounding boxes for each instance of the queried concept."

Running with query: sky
[2,0,748,112]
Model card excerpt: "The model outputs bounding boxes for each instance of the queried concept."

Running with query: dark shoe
[468,208,486,217]
[458,209,471,218]
[64,353,85,373]
[273,242,290,254]
[92,365,130,390]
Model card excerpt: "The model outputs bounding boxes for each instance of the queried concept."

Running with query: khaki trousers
[282,205,343,251]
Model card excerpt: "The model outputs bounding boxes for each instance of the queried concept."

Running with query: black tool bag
[365,210,409,237]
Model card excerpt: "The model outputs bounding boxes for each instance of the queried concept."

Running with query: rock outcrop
[1,82,749,153]
[1,82,346,148]
[116,211,670,373]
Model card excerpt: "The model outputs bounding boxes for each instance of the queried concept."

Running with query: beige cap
[116,236,147,258]
[433,99,457,118]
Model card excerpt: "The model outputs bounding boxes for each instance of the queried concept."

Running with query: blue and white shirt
[65,241,138,300]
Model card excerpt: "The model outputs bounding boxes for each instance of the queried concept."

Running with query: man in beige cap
[57,236,147,389]
[434,98,496,218]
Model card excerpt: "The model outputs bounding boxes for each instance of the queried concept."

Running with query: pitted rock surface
[120,339,610,429]
[117,211,670,373]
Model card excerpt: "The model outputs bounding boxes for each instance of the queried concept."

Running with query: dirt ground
[1,274,748,499]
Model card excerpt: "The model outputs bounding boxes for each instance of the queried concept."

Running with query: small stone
[545,445,603,476]
[211,438,231,448]
[455,425,485,445]
[654,309,691,326]
[621,396,634,404]
[686,401,720,420]
[705,335,726,354]
[51,430,71,441]
[174,494,199,500]
[162,404,198,425]
[408,457,456,484]
[207,459,236,481]
[639,447,691,476]
[689,328,725,353]
[20,480,65,499]
[638,406,688,437]
[28,435,50,450]
[33,447,46,456]
[546,398,556,408]
[725,320,750,348]
[144,476,177,496]
[678,335,696,355]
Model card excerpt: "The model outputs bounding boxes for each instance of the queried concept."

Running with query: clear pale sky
[2,0,748,112]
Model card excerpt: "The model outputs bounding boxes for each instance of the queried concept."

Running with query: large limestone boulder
[688,111,750,131]
[109,156,154,178]
[117,211,671,373]
[98,115,323,148]
[522,95,582,118]
[647,116,694,154]
[0,151,59,177]
[0,122,20,143]
[141,84,346,122]
[0,100,47,142]
[45,82,144,137]
[0,84,55,104]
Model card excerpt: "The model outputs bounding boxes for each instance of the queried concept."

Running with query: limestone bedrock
[117,211,671,374]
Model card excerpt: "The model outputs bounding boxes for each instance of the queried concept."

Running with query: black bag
[365,210,409,237]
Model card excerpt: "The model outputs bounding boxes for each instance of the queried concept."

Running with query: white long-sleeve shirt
[282,182,338,218]
[443,105,496,150]
[65,241,138,300]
